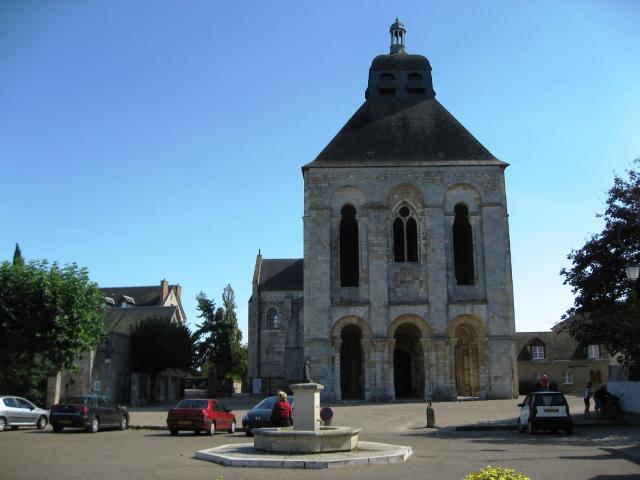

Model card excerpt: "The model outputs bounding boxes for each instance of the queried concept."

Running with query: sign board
[93,380,101,392]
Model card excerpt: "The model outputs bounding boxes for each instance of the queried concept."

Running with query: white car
[517,391,573,435]
[0,396,49,431]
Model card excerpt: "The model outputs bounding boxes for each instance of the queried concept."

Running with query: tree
[129,318,193,400]
[13,243,24,266]
[0,253,105,403]
[558,159,640,375]
[193,285,246,390]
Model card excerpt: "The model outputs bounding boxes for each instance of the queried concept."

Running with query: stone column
[386,338,396,400]
[46,371,62,407]
[290,383,324,431]
[331,337,342,401]
[420,337,433,400]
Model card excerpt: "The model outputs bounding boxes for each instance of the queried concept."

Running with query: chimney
[175,283,182,301]
[161,279,169,303]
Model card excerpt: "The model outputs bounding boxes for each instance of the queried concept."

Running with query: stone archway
[340,324,364,400]
[393,319,426,398]
[453,324,480,397]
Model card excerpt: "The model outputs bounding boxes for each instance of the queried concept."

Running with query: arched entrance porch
[453,323,480,397]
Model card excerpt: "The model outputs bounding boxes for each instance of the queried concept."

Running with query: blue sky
[2,0,639,339]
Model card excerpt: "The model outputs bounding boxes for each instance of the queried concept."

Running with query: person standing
[270,390,292,427]
[540,373,550,391]
[583,382,592,419]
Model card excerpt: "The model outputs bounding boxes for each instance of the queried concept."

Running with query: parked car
[0,396,48,431]
[166,398,236,436]
[517,391,573,435]
[242,396,294,436]
[49,395,129,433]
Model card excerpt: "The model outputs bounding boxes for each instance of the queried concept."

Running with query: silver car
[0,396,49,431]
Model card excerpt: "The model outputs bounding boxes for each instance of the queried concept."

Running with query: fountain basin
[253,426,360,454]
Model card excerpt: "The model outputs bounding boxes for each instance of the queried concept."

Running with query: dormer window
[587,345,600,359]
[531,345,545,360]
[378,73,396,96]
[407,73,425,94]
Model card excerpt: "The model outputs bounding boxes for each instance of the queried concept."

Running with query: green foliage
[559,159,640,373]
[129,318,193,376]
[12,243,24,266]
[193,285,246,386]
[464,465,529,480]
[0,255,105,404]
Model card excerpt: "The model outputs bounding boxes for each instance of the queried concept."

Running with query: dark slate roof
[515,332,597,362]
[258,259,303,291]
[100,285,171,307]
[370,52,430,70]
[104,306,178,335]
[304,47,503,169]
[305,96,499,167]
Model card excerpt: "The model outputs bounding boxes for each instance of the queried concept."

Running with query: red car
[166,398,236,436]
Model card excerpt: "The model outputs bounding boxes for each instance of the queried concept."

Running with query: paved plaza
[1,396,639,479]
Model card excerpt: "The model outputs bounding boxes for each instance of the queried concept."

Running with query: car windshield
[254,396,294,410]
[61,396,92,405]
[535,393,566,407]
[176,399,208,409]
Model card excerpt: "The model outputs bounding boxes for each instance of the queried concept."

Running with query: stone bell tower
[301,19,517,402]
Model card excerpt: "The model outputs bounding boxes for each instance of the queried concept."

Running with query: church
[248,19,517,402]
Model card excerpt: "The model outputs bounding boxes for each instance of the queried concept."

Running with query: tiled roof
[105,306,178,335]
[100,285,176,307]
[515,331,597,361]
[305,96,501,167]
[258,259,303,291]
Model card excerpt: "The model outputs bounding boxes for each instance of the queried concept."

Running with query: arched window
[340,205,359,287]
[453,203,474,285]
[265,306,279,329]
[393,206,418,262]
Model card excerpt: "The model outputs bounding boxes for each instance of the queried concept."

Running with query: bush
[465,465,530,480]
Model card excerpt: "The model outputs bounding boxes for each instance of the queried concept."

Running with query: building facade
[249,20,517,401]
[516,331,609,394]
[47,280,186,406]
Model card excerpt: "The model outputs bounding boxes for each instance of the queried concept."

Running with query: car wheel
[206,421,216,436]
[169,429,178,436]
[86,416,100,433]
[527,418,536,435]
[37,416,47,430]
[245,430,253,437]
[53,425,64,433]
[228,420,236,434]
[551,428,558,434]
[0,416,6,432]
[566,426,573,435]
[10,426,19,431]
[119,416,128,431]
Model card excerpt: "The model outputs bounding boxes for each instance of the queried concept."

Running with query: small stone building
[516,331,609,394]
[249,20,517,401]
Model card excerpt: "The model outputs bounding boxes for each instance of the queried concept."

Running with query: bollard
[426,402,435,428]
[320,406,333,426]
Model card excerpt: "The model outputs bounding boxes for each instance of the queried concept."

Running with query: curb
[456,420,627,432]
[129,425,168,431]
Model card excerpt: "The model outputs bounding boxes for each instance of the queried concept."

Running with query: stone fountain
[195,381,411,469]
[253,383,360,453]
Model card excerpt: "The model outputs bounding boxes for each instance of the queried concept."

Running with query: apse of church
[248,19,517,401]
